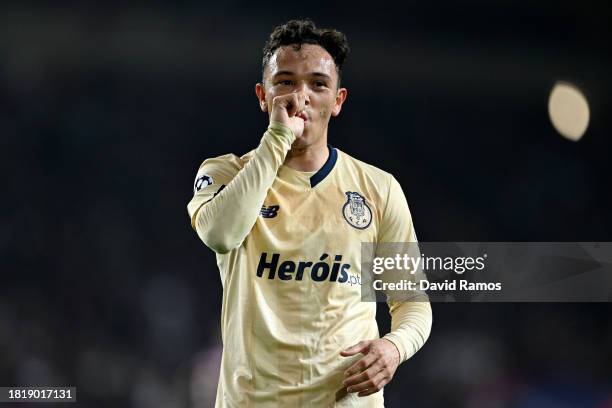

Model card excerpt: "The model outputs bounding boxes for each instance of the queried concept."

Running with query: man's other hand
[340,339,401,397]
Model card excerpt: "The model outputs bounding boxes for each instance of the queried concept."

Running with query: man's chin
[292,132,311,148]
[291,140,307,150]
[291,128,324,149]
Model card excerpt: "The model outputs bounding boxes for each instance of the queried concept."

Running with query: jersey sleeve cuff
[268,121,295,143]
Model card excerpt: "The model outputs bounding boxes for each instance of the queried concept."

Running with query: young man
[187,19,432,407]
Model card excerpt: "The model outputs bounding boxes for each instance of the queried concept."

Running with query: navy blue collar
[310,145,337,188]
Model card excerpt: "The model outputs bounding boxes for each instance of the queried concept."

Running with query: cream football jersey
[187,122,431,408]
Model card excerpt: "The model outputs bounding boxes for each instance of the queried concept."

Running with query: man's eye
[314,81,326,87]
[277,80,292,86]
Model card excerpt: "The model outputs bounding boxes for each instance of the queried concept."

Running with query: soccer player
[187,19,432,407]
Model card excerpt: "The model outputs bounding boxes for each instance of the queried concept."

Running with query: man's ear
[331,87,348,117]
[255,83,268,112]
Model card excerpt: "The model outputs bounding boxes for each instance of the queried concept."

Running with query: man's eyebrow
[271,71,332,79]
[311,72,332,79]
[272,71,295,78]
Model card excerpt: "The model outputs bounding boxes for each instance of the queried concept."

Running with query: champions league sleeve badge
[342,192,372,229]
[193,173,214,194]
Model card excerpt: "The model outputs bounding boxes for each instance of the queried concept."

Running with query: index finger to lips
[287,93,299,115]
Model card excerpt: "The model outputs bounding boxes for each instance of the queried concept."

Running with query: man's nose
[295,82,310,105]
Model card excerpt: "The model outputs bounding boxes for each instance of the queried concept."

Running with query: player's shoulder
[336,148,395,185]
[197,150,255,174]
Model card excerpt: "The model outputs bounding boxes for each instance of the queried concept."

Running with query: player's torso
[245,149,384,308]
[253,165,378,277]
[217,149,388,407]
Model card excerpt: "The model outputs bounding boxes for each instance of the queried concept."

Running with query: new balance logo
[260,205,280,218]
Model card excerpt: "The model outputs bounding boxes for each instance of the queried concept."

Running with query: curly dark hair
[262,19,350,87]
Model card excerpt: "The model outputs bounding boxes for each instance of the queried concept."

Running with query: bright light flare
[548,81,590,141]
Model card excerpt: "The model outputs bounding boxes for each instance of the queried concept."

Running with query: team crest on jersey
[342,192,372,229]
[194,174,214,193]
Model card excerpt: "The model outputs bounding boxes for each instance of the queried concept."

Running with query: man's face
[256,43,348,148]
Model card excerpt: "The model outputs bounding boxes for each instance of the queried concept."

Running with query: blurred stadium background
[1,1,611,407]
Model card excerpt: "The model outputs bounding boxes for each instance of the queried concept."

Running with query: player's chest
[253,183,379,243]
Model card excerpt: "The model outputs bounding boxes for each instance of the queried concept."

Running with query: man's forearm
[194,122,294,253]
[383,300,432,364]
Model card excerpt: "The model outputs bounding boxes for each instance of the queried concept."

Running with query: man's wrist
[381,334,406,364]
[268,121,295,142]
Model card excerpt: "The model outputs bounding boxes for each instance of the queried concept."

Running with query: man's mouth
[297,112,308,122]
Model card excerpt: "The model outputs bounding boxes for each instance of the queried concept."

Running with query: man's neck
[284,139,329,172]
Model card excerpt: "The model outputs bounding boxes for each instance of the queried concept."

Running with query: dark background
[1,1,612,407]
